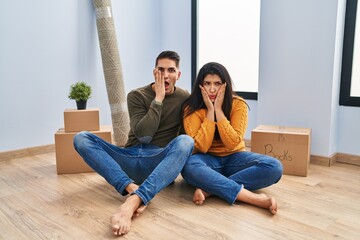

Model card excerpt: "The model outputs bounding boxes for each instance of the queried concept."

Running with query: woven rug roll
[93,0,129,146]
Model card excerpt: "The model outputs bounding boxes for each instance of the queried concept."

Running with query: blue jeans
[73,132,194,205]
[181,151,283,204]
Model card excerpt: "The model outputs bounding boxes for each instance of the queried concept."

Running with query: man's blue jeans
[73,132,194,205]
[181,151,283,204]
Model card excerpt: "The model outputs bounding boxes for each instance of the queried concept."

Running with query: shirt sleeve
[127,91,162,144]
[183,109,216,153]
[217,99,248,149]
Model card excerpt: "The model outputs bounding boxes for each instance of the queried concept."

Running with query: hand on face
[153,68,165,102]
[199,84,214,110]
[199,82,226,110]
[214,83,226,110]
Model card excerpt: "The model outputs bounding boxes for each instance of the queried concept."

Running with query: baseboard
[0,144,55,162]
[337,152,360,166]
[310,154,337,167]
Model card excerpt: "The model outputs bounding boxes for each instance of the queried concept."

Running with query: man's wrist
[153,99,163,106]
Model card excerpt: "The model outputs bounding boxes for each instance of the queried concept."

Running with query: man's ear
[177,71,182,80]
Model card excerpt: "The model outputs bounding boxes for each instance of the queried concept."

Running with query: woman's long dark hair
[181,62,237,120]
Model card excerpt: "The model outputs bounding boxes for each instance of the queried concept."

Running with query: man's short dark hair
[155,51,180,68]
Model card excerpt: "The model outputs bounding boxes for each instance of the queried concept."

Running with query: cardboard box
[55,125,112,174]
[64,108,100,132]
[251,125,311,177]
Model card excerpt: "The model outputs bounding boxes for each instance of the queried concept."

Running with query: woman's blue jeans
[73,132,194,205]
[181,151,283,204]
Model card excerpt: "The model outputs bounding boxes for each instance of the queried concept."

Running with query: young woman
[181,62,283,214]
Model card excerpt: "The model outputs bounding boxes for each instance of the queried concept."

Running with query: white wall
[0,0,186,152]
[0,0,80,151]
[257,0,358,157]
[159,0,192,91]
[0,0,359,157]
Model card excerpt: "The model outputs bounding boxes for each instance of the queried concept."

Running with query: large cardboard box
[55,125,112,174]
[64,108,100,132]
[251,125,311,177]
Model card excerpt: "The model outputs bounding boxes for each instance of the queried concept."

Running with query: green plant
[68,81,92,101]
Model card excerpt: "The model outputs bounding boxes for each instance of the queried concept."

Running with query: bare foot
[193,188,210,205]
[133,204,147,217]
[110,194,142,236]
[267,195,278,215]
[253,193,277,215]
[126,183,139,195]
[237,189,278,215]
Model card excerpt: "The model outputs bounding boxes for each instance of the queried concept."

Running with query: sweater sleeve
[217,99,248,149]
[127,91,162,144]
[183,110,216,153]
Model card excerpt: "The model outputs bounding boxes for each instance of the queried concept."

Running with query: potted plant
[68,81,92,110]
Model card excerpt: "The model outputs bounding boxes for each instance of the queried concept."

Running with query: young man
[73,51,194,236]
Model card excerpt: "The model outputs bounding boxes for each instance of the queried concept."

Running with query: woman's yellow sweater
[183,97,248,156]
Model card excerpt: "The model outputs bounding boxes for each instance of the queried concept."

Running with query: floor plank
[0,152,359,240]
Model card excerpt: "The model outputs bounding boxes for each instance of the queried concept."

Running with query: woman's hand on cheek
[214,83,226,109]
[199,85,214,110]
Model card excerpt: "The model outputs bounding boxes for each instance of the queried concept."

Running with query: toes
[270,207,277,215]
[269,198,278,215]
[112,225,120,236]
[112,224,130,236]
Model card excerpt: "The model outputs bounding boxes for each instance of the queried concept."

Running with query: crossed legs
[182,152,282,215]
[74,133,194,236]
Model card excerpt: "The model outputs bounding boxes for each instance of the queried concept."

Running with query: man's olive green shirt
[125,84,189,147]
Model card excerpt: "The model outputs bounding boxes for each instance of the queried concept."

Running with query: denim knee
[181,155,201,183]
[73,131,90,151]
[273,158,284,182]
[267,156,283,183]
[172,134,194,155]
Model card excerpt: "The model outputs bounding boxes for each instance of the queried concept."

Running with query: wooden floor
[0,152,359,240]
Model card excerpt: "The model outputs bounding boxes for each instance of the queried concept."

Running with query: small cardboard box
[251,125,311,177]
[64,108,100,132]
[55,125,112,174]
